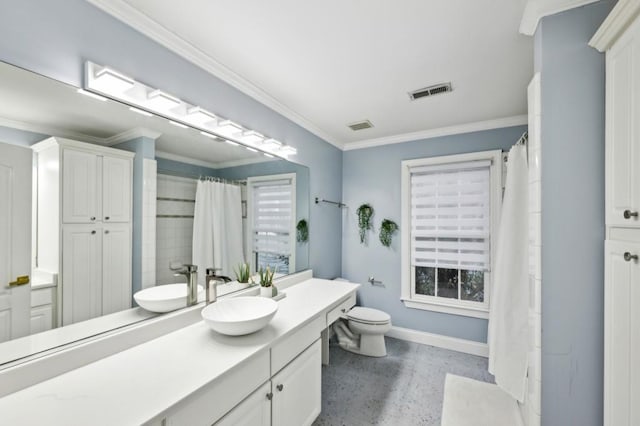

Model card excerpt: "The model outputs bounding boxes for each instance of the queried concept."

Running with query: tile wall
[156,174,196,285]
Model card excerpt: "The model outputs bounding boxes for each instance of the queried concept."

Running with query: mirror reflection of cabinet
[32,137,134,327]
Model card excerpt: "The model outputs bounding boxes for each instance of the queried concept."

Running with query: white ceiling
[97,0,533,149]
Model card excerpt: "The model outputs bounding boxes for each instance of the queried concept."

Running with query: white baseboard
[387,326,489,358]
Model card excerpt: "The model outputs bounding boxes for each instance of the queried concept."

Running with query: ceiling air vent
[409,82,453,100]
[347,120,374,131]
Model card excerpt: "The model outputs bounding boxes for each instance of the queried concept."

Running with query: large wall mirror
[0,61,310,368]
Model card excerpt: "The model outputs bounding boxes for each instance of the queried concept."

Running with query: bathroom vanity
[0,276,358,425]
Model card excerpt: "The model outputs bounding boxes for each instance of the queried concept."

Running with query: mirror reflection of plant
[234,262,253,284]
[379,219,398,247]
[296,219,309,243]
[356,203,374,244]
[258,266,276,287]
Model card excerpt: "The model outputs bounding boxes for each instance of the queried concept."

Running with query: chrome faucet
[174,264,198,306]
[206,267,229,304]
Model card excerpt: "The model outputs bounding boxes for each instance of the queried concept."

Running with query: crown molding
[342,115,528,151]
[0,116,106,145]
[520,0,600,36]
[86,0,342,150]
[104,127,162,146]
[589,0,640,52]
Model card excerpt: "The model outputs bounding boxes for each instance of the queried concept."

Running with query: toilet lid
[347,307,390,324]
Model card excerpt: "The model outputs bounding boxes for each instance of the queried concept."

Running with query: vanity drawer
[271,315,324,374]
[31,287,54,308]
[326,292,356,326]
[160,350,270,426]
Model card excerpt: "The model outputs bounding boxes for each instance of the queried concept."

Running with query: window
[401,150,502,319]
[247,173,296,275]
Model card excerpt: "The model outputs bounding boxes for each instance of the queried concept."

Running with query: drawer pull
[624,252,638,262]
[105,230,110,234]
[105,216,110,220]
[276,384,284,392]
[623,210,638,219]
[91,230,96,235]
[90,216,96,221]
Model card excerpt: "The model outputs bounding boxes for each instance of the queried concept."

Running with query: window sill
[401,298,489,319]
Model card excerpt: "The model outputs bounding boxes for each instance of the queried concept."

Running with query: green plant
[356,203,374,244]
[379,219,399,247]
[296,219,309,243]
[258,266,276,287]
[233,262,252,284]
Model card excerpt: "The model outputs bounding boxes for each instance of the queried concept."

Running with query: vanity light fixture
[237,130,264,145]
[84,61,298,159]
[94,66,135,93]
[212,119,243,138]
[129,107,153,117]
[76,88,107,101]
[147,89,181,110]
[169,120,188,129]
[186,106,217,124]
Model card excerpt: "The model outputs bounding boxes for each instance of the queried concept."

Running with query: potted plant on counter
[234,262,253,284]
[258,266,277,297]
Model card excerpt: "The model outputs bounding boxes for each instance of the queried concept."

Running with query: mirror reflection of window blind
[252,178,293,259]
[410,160,491,271]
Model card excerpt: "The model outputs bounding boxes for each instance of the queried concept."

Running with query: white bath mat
[441,374,524,426]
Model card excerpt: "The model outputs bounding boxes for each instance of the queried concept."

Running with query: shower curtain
[488,143,529,402]
[192,180,244,286]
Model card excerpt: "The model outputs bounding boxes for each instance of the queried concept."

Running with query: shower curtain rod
[158,169,246,186]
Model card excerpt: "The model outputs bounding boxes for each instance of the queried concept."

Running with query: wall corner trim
[589,0,640,52]
[387,326,489,357]
[85,0,343,150]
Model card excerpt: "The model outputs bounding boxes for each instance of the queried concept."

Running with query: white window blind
[410,160,491,271]
[252,178,293,257]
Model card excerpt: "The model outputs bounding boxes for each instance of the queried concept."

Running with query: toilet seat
[346,307,390,325]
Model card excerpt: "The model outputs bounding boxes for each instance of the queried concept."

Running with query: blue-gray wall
[0,125,48,147]
[341,126,527,343]
[536,2,613,424]
[0,0,342,279]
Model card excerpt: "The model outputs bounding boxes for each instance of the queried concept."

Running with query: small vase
[260,286,272,298]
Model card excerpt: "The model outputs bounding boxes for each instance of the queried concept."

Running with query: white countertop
[0,278,359,425]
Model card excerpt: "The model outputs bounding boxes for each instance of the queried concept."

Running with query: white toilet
[333,306,392,357]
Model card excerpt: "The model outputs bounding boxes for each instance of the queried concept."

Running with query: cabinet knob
[91,230,96,235]
[276,384,284,392]
[105,230,110,234]
[90,217,96,221]
[266,392,273,400]
[105,216,110,220]
[624,252,639,262]
[623,210,638,219]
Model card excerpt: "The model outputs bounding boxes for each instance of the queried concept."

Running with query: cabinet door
[62,149,100,224]
[272,339,321,426]
[216,382,271,426]
[102,156,132,223]
[604,239,640,425]
[30,304,53,334]
[102,223,132,315]
[606,16,640,228]
[62,224,102,326]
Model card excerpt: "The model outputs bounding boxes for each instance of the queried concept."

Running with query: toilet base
[339,334,387,357]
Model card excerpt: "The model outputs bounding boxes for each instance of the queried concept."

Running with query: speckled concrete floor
[312,337,494,426]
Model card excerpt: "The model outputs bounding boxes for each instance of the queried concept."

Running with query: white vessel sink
[201,296,278,336]
[134,283,204,313]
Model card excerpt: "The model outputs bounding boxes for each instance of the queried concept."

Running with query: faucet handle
[182,264,198,273]
[206,267,222,276]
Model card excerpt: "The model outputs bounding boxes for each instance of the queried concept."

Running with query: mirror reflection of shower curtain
[192,180,244,286]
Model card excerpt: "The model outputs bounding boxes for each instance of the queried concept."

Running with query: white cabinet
[30,287,55,334]
[605,14,640,228]
[215,339,322,426]
[32,137,134,327]
[604,239,640,425]
[597,7,640,426]
[216,382,272,426]
[271,339,322,426]
[62,146,132,224]
[61,223,132,325]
